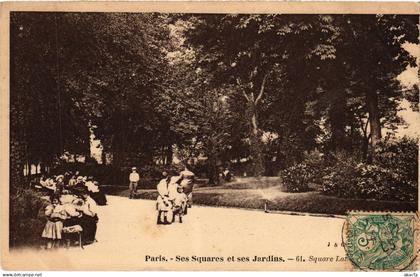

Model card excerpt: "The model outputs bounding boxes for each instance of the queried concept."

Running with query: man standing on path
[129,167,140,199]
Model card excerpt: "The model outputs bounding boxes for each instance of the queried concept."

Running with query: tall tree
[10,13,92,181]
[335,15,418,148]
[184,14,339,174]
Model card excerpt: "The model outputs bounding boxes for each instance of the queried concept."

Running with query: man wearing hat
[129,167,140,199]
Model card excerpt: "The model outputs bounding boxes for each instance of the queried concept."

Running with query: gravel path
[5,195,348,271]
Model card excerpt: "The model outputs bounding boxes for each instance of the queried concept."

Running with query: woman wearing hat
[55,175,65,194]
[86,178,107,206]
[68,175,77,188]
[180,166,195,208]
[72,188,99,245]
[68,175,85,195]
[156,172,173,224]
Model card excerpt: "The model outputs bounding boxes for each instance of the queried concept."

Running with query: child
[41,194,67,249]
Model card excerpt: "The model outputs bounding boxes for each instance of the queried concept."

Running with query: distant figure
[129,167,140,199]
[71,176,86,194]
[222,168,233,182]
[76,176,84,185]
[55,175,65,193]
[68,175,77,187]
[85,177,98,193]
[44,177,56,192]
[63,172,71,186]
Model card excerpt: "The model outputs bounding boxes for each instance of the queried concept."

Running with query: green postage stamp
[345,212,418,271]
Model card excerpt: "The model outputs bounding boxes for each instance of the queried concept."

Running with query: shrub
[375,137,418,192]
[9,188,49,247]
[321,142,418,201]
[321,154,359,198]
[282,138,418,201]
[281,163,311,192]
[280,150,324,192]
[321,160,396,200]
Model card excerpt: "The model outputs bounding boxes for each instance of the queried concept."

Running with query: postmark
[344,212,418,271]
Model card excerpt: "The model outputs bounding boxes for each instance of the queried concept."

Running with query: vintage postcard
[0,1,419,272]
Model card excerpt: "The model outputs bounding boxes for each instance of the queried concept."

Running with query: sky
[395,42,420,138]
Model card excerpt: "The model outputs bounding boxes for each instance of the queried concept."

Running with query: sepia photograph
[2,3,419,271]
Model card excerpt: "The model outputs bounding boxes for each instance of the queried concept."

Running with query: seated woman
[35,175,47,191]
[85,177,107,206]
[73,188,99,245]
[38,176,56,193]
[63,197,83,224]
[60,197,83,247]
[67,175,77,188]
[55,175,65,194]
[68,176,86,194]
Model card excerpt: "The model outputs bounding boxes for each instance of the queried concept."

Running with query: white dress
[156,178,171,212]
[41,204,65,239]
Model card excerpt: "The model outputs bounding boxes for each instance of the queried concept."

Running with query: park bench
[62,225,83,249]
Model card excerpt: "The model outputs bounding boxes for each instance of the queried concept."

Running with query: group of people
[37,171,106,249]
[36,171,107,206]
[155,167,195,225]
[39,166,197,249]
[41,188,99,249]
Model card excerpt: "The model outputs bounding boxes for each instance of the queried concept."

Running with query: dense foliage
[280,150,325,192]
[9,189,49,247]
[10,13,419,190]
[320,138,416,201]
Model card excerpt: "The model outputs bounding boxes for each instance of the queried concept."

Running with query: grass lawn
[103,177,417,216]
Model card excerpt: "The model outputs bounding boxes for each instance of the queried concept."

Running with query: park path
[6,195,349,271]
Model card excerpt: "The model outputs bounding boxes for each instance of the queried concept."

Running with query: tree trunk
[329,92,347,152]
[207,151,219,185]
[166,144,173,165]
[240,72,268,177]
[366,91,381,147]
[101,148,107,165]
[10,137,25,192]
[247,103,264,177]
[362,136,369,161]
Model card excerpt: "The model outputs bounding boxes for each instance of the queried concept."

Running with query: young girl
[41,193,67,249]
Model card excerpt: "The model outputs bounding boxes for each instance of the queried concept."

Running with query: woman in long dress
[156,172,173,224]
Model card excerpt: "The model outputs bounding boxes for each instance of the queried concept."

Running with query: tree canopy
[10,13,419,186]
